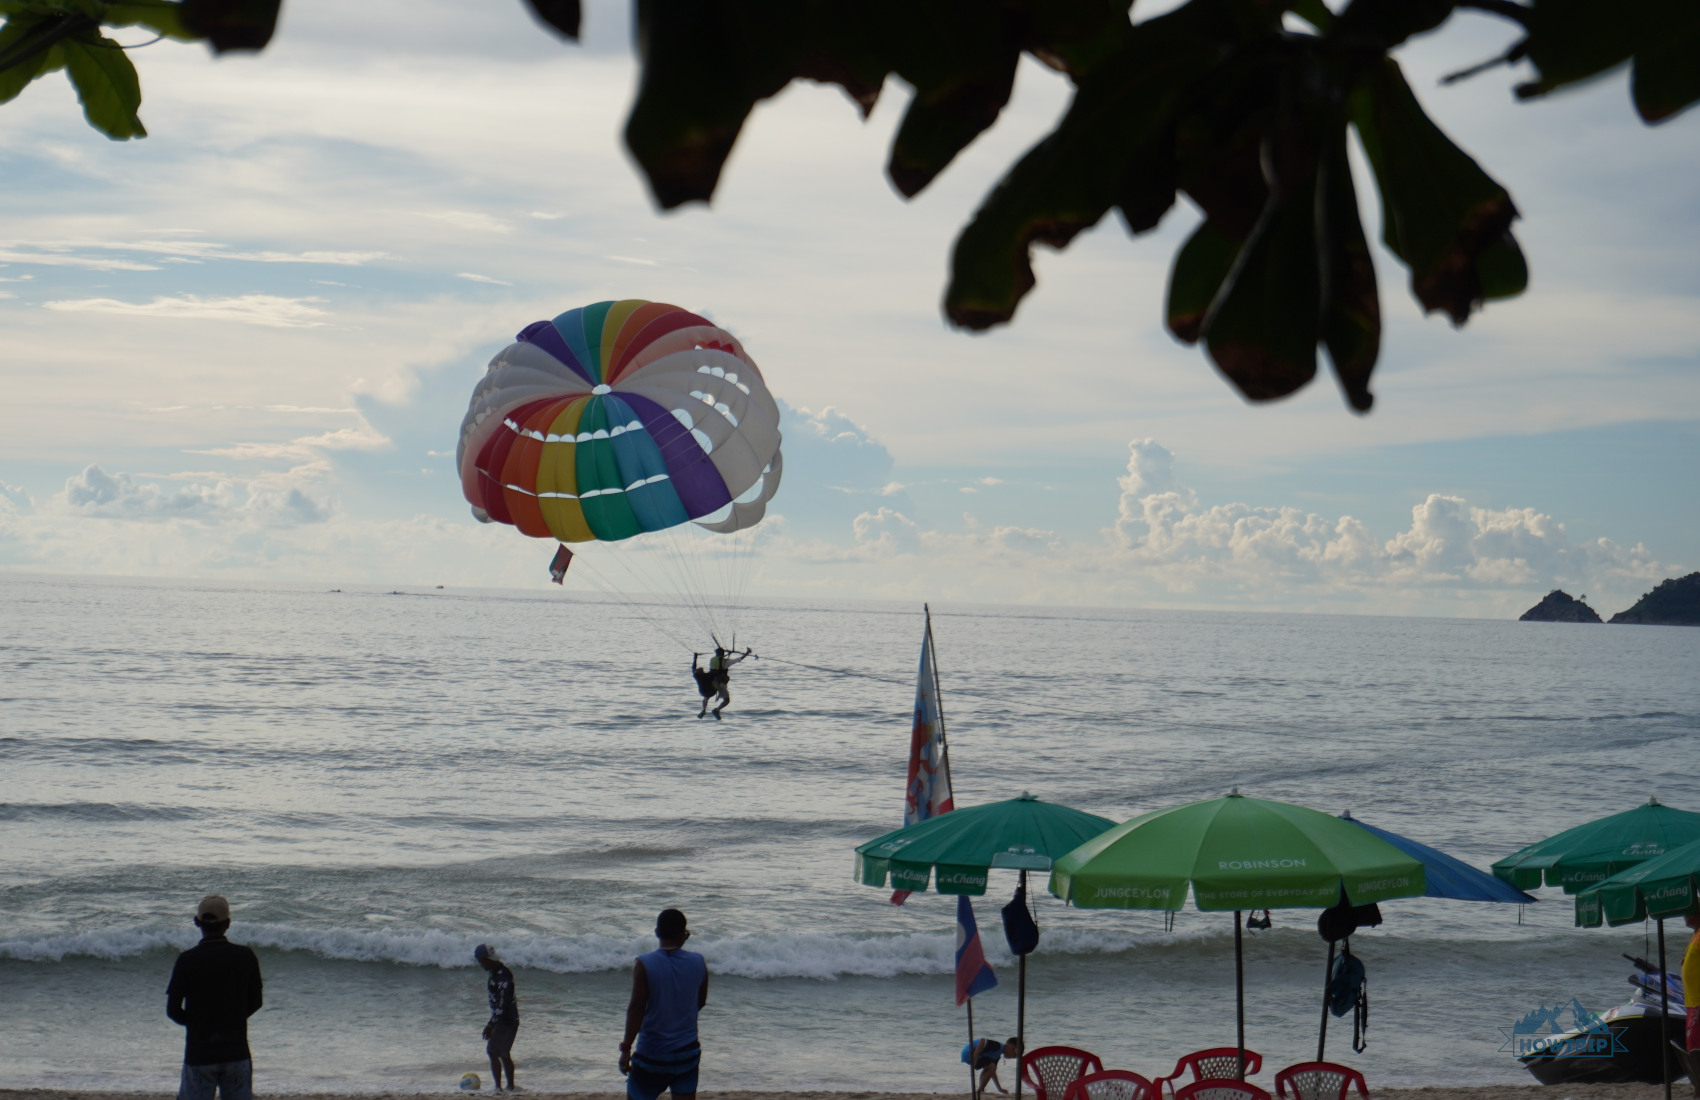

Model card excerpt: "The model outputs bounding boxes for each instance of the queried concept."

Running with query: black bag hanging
[1327,942,1370,1052]
[1002,881,1039,956]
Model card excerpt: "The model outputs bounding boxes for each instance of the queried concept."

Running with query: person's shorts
[626,1045,701,1100]
[487,1020,518,1058]
[1688,1006,1699,1052]
[178,1059,253,1100]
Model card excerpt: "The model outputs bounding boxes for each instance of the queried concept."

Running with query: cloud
[1104,441,1672,605]
[851,506,921,556]
[42,294,331,328]
[457,273,512,286]
[0,480,32,513]
[423,211,511,234]
[0,248,159,271]
[188,416,392,461]
[0,273,34,282]
[59,464,329,527]
[783,403,897,491]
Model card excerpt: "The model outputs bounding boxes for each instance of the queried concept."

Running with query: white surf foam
[0,921,1216,978]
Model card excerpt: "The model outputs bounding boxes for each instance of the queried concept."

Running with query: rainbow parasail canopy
[457,300,782,544]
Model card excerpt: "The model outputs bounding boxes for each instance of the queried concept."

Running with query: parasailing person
[697,645,751,719]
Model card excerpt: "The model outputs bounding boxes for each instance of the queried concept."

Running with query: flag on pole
[548,545,573,584]
[892,609,955,905]
[904,615,953,825]
[955,894,998,1005]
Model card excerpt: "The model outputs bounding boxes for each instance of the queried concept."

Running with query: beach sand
[0,1087,1686,1100]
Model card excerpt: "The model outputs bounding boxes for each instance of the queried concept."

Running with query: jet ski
[1520,955,1689,1085]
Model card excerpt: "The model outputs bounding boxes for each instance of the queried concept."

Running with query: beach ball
[460,1073,481,1090]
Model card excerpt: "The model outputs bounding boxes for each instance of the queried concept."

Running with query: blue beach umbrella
[1307,813,1535,1060]
[1340,812,1537,904]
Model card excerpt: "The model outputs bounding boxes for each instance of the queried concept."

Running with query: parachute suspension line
[567,553,697,653]
[592,531,724,648]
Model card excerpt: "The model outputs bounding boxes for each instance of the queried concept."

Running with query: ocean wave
[0,922,1201,979]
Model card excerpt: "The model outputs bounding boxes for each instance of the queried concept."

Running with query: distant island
[1519,590,1602,623]
[1608,572,1700,626]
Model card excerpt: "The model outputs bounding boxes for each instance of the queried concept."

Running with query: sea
[2,572,1697,1093]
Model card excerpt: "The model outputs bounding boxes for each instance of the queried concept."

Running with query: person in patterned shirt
[474,944,519,1091]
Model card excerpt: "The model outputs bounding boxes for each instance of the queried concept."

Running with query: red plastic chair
[1273,1063,1369,1100]
[1063,1070,1157,1100]
[1173,1083,1272,1100]
[1153,1049,1264,1097]
[1021,1046,1106,1100]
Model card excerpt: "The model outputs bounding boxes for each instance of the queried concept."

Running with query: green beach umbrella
[1572,835,1700,1100]
[1498,799,1700,1100]
[1575,835,1700,927]
[855,793,1115,1100]
[855,793,1116,895]
[1491,797,1700,893]
[1050,792,1426,1079]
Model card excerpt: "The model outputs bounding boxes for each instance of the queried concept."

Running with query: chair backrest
[1274,1062,1369,1100]
[1022,1046,1107,1100]
[1159,1048,1263,1094]
[1173,1082,1272,1100]
[1063,1070,1156,1100]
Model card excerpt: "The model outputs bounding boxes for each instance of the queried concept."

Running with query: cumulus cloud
[752,437,1677,615]
[43,294,331,328]
[782,403,897,491]
[1107,441,1671,603]
[1,480,32,513]
[59,465,329,527]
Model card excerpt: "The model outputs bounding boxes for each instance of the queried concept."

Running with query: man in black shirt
[475,943,519,1091]
[166,895,264,1100]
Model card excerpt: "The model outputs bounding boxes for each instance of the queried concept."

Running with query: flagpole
[966,998,978,1100]
[927,604,955,802]
[1016,870,1028,1100]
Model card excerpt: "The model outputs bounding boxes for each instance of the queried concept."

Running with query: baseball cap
[196,895,231,922]
[474,943,497,962]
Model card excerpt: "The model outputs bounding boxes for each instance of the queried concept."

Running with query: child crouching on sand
[962,1036,1022,1098]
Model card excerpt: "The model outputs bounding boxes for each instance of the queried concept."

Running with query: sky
[0,0,1696,619]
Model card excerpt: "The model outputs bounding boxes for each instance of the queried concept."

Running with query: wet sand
[0,1087,1686,1100]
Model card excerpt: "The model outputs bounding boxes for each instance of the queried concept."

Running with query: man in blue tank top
[619,909,709,1100]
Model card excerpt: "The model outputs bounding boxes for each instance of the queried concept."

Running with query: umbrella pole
[967,997,977,1100]
[1659,918,1671,1100]
[1016,869,1028,1100]
[1235,910,1246,1081]
[1318,940,1336,1061]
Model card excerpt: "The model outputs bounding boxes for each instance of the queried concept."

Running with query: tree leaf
[626,0,888,209]
[0,14,55,103]
[179,0,280,52]
[104,2,197,41]
[885,2,1019,198]
[1201,188,1321,402]
[1316,125,1378,412]
[1350,57,1519,324]
[520,0,580,40]
[944,5,1221,330]
[1474,231,1527,301]
[1165,218,1240,344]
[60,29,144,138]
[1630,12,1700,123]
